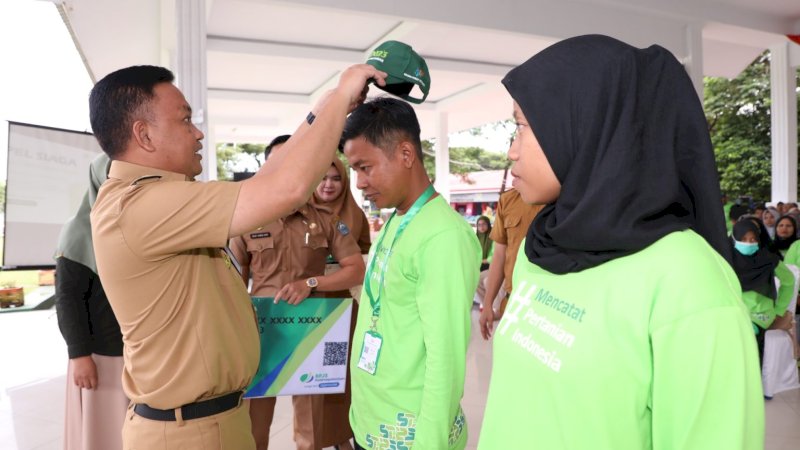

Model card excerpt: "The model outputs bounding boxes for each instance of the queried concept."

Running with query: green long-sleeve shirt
[349,196,480,450]
[741,260,795,330]
[781,240,800,278]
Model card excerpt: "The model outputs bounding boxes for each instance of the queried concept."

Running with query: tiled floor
[0,308,797,450]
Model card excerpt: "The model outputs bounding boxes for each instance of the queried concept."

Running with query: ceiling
[55,0,800,146]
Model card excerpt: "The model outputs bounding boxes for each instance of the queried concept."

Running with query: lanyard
[364,185,436,326]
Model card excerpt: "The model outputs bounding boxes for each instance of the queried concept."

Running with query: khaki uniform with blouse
[230,204,360,450]
[90,161,260,450]
[489,189,544,314]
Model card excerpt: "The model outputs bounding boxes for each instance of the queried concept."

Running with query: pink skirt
[63,354,128,450]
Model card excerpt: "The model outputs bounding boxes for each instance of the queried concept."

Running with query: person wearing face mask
[730,220,795,363]
[309,157,371,450]
[478,35,763,450]
[739,215,774,254]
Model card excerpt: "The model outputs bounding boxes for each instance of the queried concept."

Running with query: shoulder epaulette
[131,175,162,186]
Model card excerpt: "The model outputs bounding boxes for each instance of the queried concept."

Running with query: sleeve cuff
[67,343,93,359]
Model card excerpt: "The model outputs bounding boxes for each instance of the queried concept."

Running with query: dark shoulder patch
[131,175,162,186]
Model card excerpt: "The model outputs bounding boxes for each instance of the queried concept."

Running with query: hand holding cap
[365,41,431,104]
[337,64,387,111]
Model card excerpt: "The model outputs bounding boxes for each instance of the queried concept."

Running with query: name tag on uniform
[250,232,271,239]
[357,331,383,375]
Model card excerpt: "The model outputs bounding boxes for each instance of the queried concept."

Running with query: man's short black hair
[89,65,175,158]
[341,97,423,160]
[265,134,291,160]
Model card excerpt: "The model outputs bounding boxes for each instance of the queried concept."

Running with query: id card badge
[357,330,383,375]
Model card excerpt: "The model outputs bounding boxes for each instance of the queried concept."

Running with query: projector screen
[4,121,102,269]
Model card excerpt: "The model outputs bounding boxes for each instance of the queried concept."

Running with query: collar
[108,160,190,183]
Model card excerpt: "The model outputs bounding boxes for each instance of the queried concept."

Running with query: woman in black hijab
[479,35,762,450]
[730,220,795,365]
[771,215,798,256]
[740,214,774,252]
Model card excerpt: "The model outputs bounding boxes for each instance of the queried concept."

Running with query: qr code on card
[323,341,349,366]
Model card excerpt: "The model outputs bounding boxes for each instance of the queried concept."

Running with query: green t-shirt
[478,230,764,450]
[741,260,795,330]
[782,240,800,276]
[724,201,733,234]
[349,196,481,449]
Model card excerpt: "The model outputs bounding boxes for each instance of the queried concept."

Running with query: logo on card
[299,373,315,383]
[250,232,271,239]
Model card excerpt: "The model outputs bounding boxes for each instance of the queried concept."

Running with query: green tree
[216,142,267,180]
[237,143,265,169]
[216,143,238,181]
[421,141,509,182]
[704,51,800,201]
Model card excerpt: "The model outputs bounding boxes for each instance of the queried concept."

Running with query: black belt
[133,391,243,421]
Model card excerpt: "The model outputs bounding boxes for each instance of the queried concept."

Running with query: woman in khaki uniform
[310,158,372,450]
[231,141,366,450]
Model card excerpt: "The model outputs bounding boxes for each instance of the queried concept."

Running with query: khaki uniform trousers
[249,395,325,450]
[122,400,254,450]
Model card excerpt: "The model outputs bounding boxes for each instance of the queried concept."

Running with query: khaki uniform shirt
[90,161,260,409]
[230,205,360,297]
[489,189,544,294]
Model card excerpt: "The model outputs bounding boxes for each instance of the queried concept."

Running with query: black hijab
[731,220,778,299]
[771,216,798,252]
[502,35,731,274]
[741,215,774,251]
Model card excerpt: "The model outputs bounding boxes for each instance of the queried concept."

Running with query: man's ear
[399,141,416,169]
[132,120,156,153]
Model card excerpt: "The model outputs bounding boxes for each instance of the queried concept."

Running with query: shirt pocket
[246,235,275,252]
[306,232,329,251]
[504,214,522,230]
[244,235,280,279]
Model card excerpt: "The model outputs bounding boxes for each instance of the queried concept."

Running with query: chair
[762,265,800,397]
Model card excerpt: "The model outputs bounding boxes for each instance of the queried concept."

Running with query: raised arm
[230,65,386,237]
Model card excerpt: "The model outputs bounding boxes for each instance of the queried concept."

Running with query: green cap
[366,40,430,104]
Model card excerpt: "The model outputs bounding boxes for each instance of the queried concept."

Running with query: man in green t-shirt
[341,98,481,450]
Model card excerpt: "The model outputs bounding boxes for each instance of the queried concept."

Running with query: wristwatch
[305,277,318,290]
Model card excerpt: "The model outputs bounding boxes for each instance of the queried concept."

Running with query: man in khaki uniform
[230,138,364,450]
[479,187,543,339]
[88,64,386,450]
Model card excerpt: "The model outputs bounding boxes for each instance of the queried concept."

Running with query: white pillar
[205,126,217,180]
[684,23,704,102]
[770,42,798,203]
[175,0,211,180]
[434,112,450,202]
[350,167,364,211]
